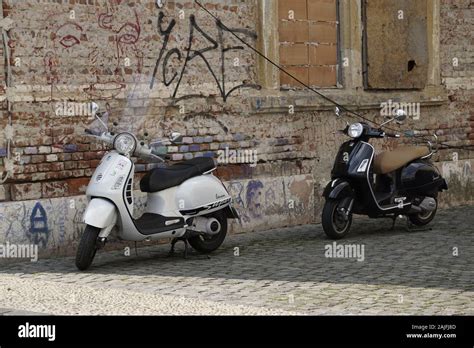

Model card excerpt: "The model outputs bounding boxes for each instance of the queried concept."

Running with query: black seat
[140,157,216,193]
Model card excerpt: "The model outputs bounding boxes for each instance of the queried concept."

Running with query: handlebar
[84,129,114,144]
[384,132,400,138]
[334,125,400,138]
[84,129,166,162]
[403,130,438,157]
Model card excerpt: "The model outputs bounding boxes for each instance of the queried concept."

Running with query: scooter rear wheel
[188,210,227,253]
[75,225,100,271]
[322,199,353,240]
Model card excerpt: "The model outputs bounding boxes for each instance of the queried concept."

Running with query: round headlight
[114,132,136,156]
[348,123,364,138]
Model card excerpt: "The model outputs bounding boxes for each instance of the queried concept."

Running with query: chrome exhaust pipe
[419,197,437,212]
[191,217,221,235]
[409,197,437,214]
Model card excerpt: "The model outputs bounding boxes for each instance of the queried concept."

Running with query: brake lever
[432,134,439,153]
[151,155,166,162]
[145,149,166,163]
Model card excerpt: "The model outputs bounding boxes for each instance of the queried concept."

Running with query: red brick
[309,66,337,86]
[308,0,337,22]
[280,66,309,87]
[309,45,337,65]
[279,21,309,43]
[77,161,91,169]
[42,181,69,198]
[84,152,97,160]
[11,183,42,200]
[278,0,307,20]
[66,177,90,196]
[90,159,101,168]
[309,22,337,44]
[280,44,308,65]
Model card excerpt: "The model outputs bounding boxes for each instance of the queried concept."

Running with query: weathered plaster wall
[0,175,314,257]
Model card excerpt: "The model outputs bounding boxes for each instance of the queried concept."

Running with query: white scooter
[75,104,239,270]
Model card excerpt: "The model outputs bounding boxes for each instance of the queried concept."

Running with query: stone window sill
[246,85,448,114]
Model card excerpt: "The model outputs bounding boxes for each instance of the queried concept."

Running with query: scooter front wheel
[322,199,353,240]
[188,210,227,253]
[75,225,100,271]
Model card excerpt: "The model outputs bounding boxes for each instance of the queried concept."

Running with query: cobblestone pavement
[0,206,473,315]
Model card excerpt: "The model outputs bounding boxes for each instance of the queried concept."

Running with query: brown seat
[374,146,430,175]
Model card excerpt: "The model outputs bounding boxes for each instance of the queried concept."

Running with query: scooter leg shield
[325,181,354,200]
[83,198,117,229]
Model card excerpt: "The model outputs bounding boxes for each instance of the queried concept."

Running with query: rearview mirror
[87,102,108,133]
[91,102,99,117]
[394,109,407,124]
[170,132,183,144]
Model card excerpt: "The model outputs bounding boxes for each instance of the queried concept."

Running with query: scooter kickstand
[168,238,178,257]
[390,215,397,230]
[183,238,189,259]
[168,237,189,259]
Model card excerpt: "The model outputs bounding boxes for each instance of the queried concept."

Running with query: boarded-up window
[278,0,338,88]
[362,0,428,89]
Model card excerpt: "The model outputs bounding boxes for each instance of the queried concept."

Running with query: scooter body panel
[331,141,373,179]
[86,151,135,214]
[86,151,153,241]
[323,179,353,200]
[331,140,356,178]
[83,198,117,229]
[400,160,447,196]
[85,151,232,242]
[175,175,232,216]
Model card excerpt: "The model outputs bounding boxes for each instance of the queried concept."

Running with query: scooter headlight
[348,123,364,138]
[114,132,136,156]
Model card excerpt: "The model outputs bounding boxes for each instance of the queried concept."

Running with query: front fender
[83,198,117,229]
[323,180,354,200]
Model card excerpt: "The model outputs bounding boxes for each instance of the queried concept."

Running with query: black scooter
[322,108,448,239]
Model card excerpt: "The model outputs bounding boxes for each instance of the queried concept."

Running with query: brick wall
[1,0,261,200]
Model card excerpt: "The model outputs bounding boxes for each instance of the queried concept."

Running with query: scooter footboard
[83,198,117,229]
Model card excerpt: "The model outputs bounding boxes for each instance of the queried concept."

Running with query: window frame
[276,0,342,90]
[254,0,445,113]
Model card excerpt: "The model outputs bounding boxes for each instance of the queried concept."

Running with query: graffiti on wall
[29,202,49,248]
[31,2,259,103]
[0,198,89,251]
[41,4,143,100]
[226,176,313,226]
[2,203,29,243]
[150,11,261,102]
